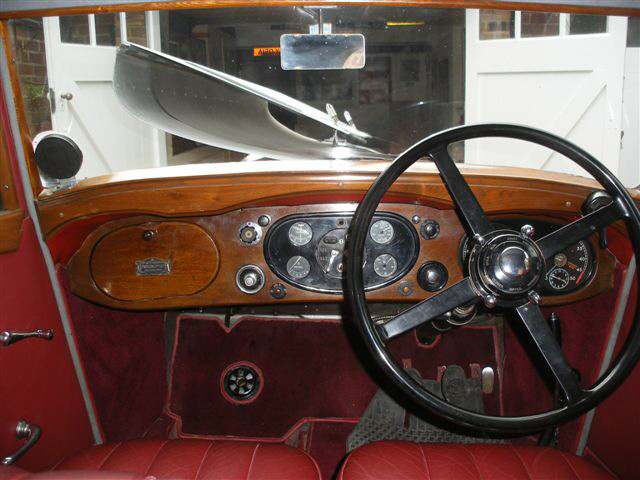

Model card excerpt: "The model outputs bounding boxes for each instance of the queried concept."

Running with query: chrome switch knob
[235,265,265,294]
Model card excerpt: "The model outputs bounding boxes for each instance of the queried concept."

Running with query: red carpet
[168,315,501,438]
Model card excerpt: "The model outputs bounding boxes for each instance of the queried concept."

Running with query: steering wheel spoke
[514,302,584,403]
[537,199,627,260]
[378,277,479,342]
[429,145,493,239]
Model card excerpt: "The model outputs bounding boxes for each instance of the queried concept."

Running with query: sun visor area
[113,43,390,161]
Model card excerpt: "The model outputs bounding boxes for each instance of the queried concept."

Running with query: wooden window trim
[0,20,42,198]
[0,75,25,253]
[0,1,638,20]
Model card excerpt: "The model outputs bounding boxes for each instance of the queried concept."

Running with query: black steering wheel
[346,124,640,433]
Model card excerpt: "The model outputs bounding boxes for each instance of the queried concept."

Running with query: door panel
[0,79,95,470]
[0,220,96,470]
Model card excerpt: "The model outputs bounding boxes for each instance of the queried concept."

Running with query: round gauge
[288,222,313,246]
[286,255,311,279]
[543,239,594,294]
[370,220,394,244]
[546,267,570,290]
[373,254,398,278]
[553,253,568,268]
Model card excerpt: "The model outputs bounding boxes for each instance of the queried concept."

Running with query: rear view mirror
[280,34,365,70]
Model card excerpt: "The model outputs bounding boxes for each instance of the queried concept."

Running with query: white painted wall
[620,48,640,187]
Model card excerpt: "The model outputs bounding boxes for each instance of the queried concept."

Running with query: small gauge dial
[288,222,313,246]
[373,254,398,278]
[546,267,570,290]
[370,220,394,244]
[286,256,311,279]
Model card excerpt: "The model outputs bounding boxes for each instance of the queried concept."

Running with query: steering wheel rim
[346,123,640,433]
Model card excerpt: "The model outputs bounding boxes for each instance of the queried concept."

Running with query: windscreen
[9,7,639,186]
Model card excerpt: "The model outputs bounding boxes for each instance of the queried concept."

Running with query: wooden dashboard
[44,162,631,310]
[66,199,616,310]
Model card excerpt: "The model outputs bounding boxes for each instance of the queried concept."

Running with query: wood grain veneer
[0,208,24,253]
[0,21,41,197]
[67,202,617,310]
[1,0,637,20]
[90,221,219,301]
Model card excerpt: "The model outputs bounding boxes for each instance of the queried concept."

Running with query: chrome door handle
[0,329,53,346]
[1,420,41,465]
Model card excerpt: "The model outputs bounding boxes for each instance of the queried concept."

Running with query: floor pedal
[347,365,502,451]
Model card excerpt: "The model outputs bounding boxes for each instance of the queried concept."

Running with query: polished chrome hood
[113,43,390,161]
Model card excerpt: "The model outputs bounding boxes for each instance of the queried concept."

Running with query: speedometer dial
[542,239,594,294]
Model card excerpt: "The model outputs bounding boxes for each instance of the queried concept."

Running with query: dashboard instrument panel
[66,203,617,310]
[264,212,419,293]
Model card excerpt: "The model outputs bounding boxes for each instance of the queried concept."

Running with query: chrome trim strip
[0,41,103,444]
[576,254,636,455]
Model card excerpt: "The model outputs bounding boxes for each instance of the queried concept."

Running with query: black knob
[142,229,156,241]
[417,262,448,292]
[420,220,440,240]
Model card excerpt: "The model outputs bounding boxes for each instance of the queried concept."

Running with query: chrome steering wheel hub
[468,230,545,304]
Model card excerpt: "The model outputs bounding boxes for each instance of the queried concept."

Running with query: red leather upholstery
[339,442,615,479]
[0,467,152,480]
[53,439,320,479]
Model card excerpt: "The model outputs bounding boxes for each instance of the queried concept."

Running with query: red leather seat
[51,439,320,479]
[339,442,614,479]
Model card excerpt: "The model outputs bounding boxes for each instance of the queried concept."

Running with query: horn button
[469,231,544,301]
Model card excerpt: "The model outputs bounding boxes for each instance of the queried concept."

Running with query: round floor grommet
[221,362,263,404]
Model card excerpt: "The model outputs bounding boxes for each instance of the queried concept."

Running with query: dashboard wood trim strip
[39,164,639,237]
[1,1,638,21]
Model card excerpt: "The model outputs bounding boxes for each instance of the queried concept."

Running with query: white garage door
[464,10,629,183]
[42,12,166,180]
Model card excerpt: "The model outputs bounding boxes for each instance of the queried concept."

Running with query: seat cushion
[54,439,320,480]
[339,442,614,479]
[0,467,153,480]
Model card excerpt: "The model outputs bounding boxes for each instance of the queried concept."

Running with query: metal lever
[1,420,42,465]
[0,329,53,346]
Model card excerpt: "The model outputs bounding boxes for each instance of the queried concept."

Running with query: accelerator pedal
[346,365,500,451]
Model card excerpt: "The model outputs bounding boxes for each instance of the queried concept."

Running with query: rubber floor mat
[169,316,501,438]
[347,366,504,451]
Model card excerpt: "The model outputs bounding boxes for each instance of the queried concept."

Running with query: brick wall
[10,18,51,137]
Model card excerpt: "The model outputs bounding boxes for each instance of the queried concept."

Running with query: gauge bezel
[287,221,313,246]
[264,212,419,294]
[286,255,311,279]
[373,253,398,278]
[369,219,395,245]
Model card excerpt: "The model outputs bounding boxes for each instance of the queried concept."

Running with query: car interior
[0,1,639,479]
